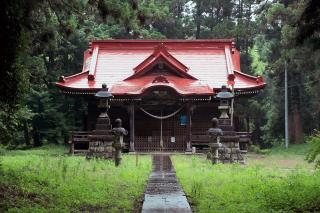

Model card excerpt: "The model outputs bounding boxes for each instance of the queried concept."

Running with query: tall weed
[0,146,152,212]
[172,149,320,213]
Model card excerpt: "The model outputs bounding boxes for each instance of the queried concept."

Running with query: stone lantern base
[217,118,244,164]
[86,116,114,159]
[218,142,244,164]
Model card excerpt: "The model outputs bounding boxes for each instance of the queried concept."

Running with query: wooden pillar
[186,104,192,152]
[87,99,98,131]
[231,85,235,127]
[129,104,135,152]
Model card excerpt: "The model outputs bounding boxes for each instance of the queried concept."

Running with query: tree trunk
[288,104,304,144]
[33,127,42,147]
[293,105,304,144]
[195,1,202,39]
[23,120,30,146]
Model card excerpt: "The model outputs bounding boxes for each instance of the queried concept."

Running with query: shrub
[306,130,320,168]
[0,145,5,172]
[249,144,271,154]
[249,144,261,153]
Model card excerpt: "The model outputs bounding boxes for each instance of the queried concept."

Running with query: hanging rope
[138,106,184,120]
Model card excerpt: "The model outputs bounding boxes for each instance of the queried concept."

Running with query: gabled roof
[126,43,196,80]
[55,39,266,96]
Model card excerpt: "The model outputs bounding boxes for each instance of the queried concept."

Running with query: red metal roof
[130,43,192,78]
[55,39,265,96]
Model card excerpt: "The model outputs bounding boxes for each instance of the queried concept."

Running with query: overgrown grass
[0,145,151,212]
[172,145,320,213]
[268,143,311,156]
[247,143,314,170]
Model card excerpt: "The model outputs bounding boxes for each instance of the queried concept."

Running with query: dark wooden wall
[85,100,246,151]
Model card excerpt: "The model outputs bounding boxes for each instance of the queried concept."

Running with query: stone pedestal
[218,142,244,164]
[86,115,114,159]
[207,118,223,164]
[112,119,128,166]
[208,138,221,164]
[207,118,245,164]
[218,132,245,164]
[113,135,123,166]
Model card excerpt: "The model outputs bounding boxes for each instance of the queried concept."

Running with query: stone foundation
[218,119,245,164]
[86,116,114,159]
[219,141,244,163]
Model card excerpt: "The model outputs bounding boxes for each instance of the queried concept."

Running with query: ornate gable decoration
[125,43,197,80]
[152,75,169,84]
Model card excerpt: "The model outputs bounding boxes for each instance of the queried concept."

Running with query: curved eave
[233,70,266,92]
[54,84,99,95]
[109,82,213,97]
[234,83,266,91]
[54,83,213,97]
[58,70,89,82]
[133,83,213,96]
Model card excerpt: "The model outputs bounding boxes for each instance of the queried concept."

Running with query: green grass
[0,145,151,212]
[246,143,314,170]
[172,144,320,213]
[267,143,311,156]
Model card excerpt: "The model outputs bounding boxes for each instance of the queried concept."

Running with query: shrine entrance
[134,105,188,152]
[131,85,189,152]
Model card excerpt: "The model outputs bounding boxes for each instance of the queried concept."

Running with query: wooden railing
[69,131,90,154]
[236,132,252,152]
[69,131,130,154]
[69,131,251,153]
[190,131,252,152]
[134,136,186,152]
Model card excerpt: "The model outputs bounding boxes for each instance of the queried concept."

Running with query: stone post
[209,139,221,164]
[112,118,128,166]
[207,117,223,164]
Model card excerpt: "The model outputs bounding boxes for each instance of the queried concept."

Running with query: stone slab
[142,193,191,213]
[141,155,192,213]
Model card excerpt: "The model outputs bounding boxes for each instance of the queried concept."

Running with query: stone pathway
[141,155,192,213]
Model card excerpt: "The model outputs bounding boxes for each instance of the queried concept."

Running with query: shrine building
[55,39,265,153]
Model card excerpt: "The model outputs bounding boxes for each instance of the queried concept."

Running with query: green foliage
[248,144,271,155]
[0,1,30,107]
[0,104,34,145]
[0,145,4,175]
[248,144,261,153]
[0,146,152,212]
[306,130,320,168]
[249,45,267,76]
[297,0,320,45]
[245,0,320,145]
[172,152,320,213]
[0,0,170,147]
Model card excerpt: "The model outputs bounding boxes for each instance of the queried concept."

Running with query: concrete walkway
[141,155,192,213]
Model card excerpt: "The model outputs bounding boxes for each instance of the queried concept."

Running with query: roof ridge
[90,39,235,44]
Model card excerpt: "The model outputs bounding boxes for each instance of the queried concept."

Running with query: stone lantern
[87,84,114,160]
[216,85,234,119]
[95,83,113,117]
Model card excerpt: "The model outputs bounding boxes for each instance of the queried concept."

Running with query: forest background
[0,0,319,148]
